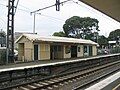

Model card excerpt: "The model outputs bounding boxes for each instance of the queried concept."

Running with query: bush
[0,49,6,65]
[110,46,120,54]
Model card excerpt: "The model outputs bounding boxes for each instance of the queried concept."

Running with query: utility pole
[31,13,41,34]
[6,0,15,63]
[33,13,36,34]
[31,0,61,34]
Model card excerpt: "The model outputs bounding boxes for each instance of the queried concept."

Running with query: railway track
[2,60,120,90]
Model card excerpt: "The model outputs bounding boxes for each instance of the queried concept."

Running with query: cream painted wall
[18,43,24,61]
[39,43,50,60]
[92,45,97,56]
[24,42,33,61]
[63,45,71,58]
[17,36,33,61]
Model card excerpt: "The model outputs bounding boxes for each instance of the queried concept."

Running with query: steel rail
[73,66,120,90]
[2,60,120,90]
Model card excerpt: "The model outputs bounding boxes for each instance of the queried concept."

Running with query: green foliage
[108,29,120,41]
[110,46,120,54]
[0,30,6,47]
[0,30,6,37]
[52,31,66,37]
[63,16,99,40]
[98,35,108,46]
[0,49,6,65]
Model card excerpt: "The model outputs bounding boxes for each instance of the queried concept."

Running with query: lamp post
[33,13,36,34]
[31,13,41,34]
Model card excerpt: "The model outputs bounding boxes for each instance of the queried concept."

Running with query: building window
[65,45,71,54]
[78,46,80,52]
[84,46,87,53]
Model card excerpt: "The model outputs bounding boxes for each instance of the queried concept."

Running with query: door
[71,46,77,58]
[50,46,54,59]
[34,45,38,60]
[89,46,93,56]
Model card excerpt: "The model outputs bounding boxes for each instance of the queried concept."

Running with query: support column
[6,0,15,63]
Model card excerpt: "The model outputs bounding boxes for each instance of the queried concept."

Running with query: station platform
[0,57,86,72]
[86,71,120,90]
[0,53,119,73]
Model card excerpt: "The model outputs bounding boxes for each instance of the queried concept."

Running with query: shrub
[0,49,6,65]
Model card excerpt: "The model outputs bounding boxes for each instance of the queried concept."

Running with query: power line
[36,13,65,21]
[31,0,72,13]
[0,2,64,21]
[18,8,65,21]
[18,4,32,11]
[0,3,7,7]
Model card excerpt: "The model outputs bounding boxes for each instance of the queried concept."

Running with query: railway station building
[15,34,98,61]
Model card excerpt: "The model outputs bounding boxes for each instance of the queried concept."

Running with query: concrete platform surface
[86,71,120,90]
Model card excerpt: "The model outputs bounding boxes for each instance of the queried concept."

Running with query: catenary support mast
[6,0,15,63]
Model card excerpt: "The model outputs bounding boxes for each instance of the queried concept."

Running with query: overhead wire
[0,2,65,22]
[0,3,7,29]
[0,3,7,7]
[18,4,32,11]
[31,0,72,13]
[35,13,65,21]
[1,0,119,31]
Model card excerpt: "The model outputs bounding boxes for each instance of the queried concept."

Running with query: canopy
[80,0,120,22]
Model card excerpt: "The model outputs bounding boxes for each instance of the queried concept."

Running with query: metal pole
[33,13,36,34]
[11,0,14,63]
[6,0,10,64]
[7,0,15,64]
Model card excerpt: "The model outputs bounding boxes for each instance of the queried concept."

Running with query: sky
[0,0,120,37]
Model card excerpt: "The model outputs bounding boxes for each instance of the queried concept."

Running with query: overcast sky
[0,0,120,37]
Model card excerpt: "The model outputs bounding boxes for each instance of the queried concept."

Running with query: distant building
[16,34,98,62]
[108,41,116,48]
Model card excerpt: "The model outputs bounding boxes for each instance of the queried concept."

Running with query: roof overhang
[80,0,120,22]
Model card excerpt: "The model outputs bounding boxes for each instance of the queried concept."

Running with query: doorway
[34,45,38,60]
[50,45,63,59]
[89,46,93,56]
[71,46,77,58]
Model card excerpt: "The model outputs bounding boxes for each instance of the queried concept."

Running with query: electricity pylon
[6,0,15,63]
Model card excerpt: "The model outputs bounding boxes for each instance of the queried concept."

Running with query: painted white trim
[86,71,120,90]
[0,53,120,72]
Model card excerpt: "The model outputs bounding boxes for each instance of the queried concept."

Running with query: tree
[0,30,6,37]
[52,31,66,37]
[0,30,6,47]
[108,29,120,41]
[63,16,99,40]
[98,35,108,48]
